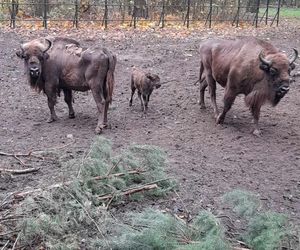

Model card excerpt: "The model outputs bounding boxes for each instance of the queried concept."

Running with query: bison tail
[103,48,117,104]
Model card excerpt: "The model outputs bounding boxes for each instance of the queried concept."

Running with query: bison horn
[289,48,298,65]
[43,38,52,53]
[259,51,272,66]
[20,38,52,53]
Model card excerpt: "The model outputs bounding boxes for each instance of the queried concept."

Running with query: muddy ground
[0,23,299,226]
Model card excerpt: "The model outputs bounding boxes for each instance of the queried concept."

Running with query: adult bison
[198,37,298,135]
[16,37,116,134]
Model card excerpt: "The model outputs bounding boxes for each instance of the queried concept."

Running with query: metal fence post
[186,0,190,28]
[43,0,48,29]
[102,0,108,29]
[73,0,79,28]
[265,0,270,25]
[133,1,137,28]
[158,0,165,28]
[253,0,260,28]
[271,0,281,26]
[10,0,16,29]
[232,0,241,27]
[276,0,281,26]
[205,0,213,28]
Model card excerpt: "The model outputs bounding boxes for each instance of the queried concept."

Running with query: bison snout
[279,85,289,93]
[30,67,40,78]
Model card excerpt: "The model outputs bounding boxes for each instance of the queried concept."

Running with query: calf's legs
[129,86,136,106]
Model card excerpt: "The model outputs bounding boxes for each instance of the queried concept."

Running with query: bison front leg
[63,89,75,119]
[216,88,236,124]
[45,85,58,123]
[251,106,262,136]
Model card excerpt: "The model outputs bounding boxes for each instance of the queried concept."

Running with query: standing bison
[129,67,161,115]
[16,37,116,134]
[198,37,298,135]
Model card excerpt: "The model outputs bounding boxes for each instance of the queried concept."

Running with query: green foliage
[223,190,298,250]
[243,212,289,250]
[103,209,230,250]
[223,189,261,218]
[18,137,175,249]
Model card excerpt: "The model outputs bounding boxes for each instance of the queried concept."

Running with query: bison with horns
[16,37,116,134]
[198,37,298,135]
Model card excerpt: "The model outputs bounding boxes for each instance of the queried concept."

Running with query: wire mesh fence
[0,0,295,29]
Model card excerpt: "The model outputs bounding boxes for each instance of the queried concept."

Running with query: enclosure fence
[0,0,291,29]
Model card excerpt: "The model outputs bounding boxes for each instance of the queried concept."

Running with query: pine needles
[16,136,176,249]
[2,138,299,249]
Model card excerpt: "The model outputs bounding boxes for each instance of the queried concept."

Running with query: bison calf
[198,37,298,136]
[129,67,161,114]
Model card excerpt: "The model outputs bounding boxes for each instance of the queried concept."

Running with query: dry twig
[13,170,146,199]
[0,167,40,175]
[1,240,10,250]
[98,184,158,200]
[11,232,20,250]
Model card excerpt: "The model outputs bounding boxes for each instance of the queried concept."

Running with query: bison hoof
[252,129,262,137]
[47,116,58,123]
[199,103,206,109]
[216,114,224,124]
[95,124,108,134]
[129,102,132,107]
[69,113,75,119]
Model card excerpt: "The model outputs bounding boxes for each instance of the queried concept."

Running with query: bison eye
[269,68,278,76]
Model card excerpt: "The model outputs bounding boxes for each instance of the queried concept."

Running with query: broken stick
[0,167,40,175]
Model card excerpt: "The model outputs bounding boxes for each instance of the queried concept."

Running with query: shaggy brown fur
[198,36,298,135]
[16,37,117,134]
[129,67,161,114]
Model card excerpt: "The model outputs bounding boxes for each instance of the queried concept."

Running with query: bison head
[146,73,161,89]
[259,48,298,105]
[16,38,52,80]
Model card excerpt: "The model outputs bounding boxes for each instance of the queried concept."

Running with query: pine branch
[13,170,146,199]
[98,184,158,200]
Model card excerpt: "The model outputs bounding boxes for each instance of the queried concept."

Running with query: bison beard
[198,37,298,136]
[16,37,116,134]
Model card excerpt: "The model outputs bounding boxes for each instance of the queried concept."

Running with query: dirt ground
[0,23,299,226]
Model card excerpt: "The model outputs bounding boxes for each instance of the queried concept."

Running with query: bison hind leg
[129,86,136,107]
[63,89,75,119]
[199,79,208,109]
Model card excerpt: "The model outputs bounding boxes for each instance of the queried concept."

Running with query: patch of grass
[260,7,300,19]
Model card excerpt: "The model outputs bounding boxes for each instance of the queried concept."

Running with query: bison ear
[290,62,296,71]
[146,73,154,80]
[43,52,50,60]
[259,63,270,72]
[155,83,161,89]
[16,50,24,58]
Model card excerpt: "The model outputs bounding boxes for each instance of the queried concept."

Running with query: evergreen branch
[1,240,10,250]
[98,184,158,201]
[63,188,111,249]
[13,170,146,199]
